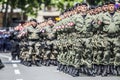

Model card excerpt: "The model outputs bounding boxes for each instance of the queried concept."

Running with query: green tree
[0,0,42,27]
[49,0,83,11]
[86,0,110,5]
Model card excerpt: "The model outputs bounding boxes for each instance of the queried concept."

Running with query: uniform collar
[106,11,118,18]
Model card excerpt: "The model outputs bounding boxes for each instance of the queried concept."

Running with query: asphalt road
[0,53,120,80]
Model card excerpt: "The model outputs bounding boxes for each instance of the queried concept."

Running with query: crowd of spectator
[0,28,13,52]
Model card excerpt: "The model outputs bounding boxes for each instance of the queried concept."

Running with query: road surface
[0,53,120,80]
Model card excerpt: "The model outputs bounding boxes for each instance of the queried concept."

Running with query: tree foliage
[50,0,83,11]
[0,0,114,16]
[86,0,111,5]
[0,0,41,16]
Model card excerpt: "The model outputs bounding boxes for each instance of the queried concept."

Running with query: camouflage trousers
[28,41,40,55]
[92,34,120,66]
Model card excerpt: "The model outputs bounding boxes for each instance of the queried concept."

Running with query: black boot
[65,66,69,74]
[70,67,74,76]
[60,65,64,71]
[107,65,110,75]
[23,61,28,66]
[97,65,102,76]
[74,68,79,77]
[68,66,73,75]
[87,68,95,76]
[20,58,24,64]
[27,61,32,67]
[79,66,84,73]
[115,66,120,76]
[93,64,98,76]
[43,60,49,66]
[71,67,75,77]
[61,65,65,72]
[66,66,70,74]
[59,64,63,71]
[83,66,88,75]
[98,65,103,76]
[11,53,16,60]
[57,63,60,70]
[46,59,50,66]
[71,68,79,77]
[53,60,58,66]
[101,65,108,76]
[59,64,62,71]
[39,59,43,64]
[35,60,41,66]
[117,66,120,76]
[110,65,116,75]
[63,65,67,73]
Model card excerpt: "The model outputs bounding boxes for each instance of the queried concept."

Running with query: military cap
[30,19,37,23]
[67,8,71,11]
[98,5,102,7]
[71,7,75,10]
[81,2,88,6]
[89,6,95,10]
[61,12,64,15]
[104,2,109,5]
[64,9,67,13]
[17,20,25,24]
[74,3,81,7]
[108,0,115,5]
[95,6,99,8]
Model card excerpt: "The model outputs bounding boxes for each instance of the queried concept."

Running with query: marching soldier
[23,19,41,66]
[14,0,120,77]
[98,1,120,76]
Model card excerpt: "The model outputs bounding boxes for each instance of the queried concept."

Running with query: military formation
[16,19,58,67]
[13,1,120,77]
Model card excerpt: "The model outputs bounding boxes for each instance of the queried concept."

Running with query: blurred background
[0,0,119,28]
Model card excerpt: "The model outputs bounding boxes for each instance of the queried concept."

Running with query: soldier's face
[97,7,102,12]
[64,13,67,18]
[48,20,52,24]
[60,15,64,19]
[76,6,81,12]
[48,20,54,25]
[94,9,98,14]
[73,10,77,14]
[69,11,72,16]
[31,21,37,27]
[108,4,115,12]
[81,5,88,12]
[102,5,108,11]
[89,10,93,15]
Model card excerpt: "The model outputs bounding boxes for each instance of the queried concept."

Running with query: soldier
[42,19,56,66]
[10,30,20,60]
[102,2,108,13]
[98,1,120,76]
[23,19,41,66]
[76,2,94,76]
[11,40,20,60]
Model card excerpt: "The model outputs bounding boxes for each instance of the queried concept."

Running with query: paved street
[0,53,120,80]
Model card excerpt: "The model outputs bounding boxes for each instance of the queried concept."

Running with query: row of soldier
[14,18,58,67]
[52,1,120,76]
[14,1,120,76]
